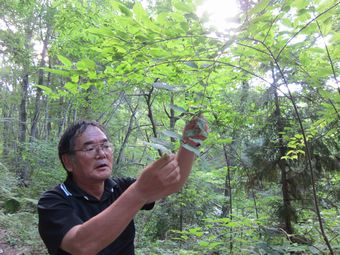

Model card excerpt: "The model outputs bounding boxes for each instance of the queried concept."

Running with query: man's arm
[144,115,209,201]
[61,184,145,255]
[61,154,180,255]
[176,115,209,188]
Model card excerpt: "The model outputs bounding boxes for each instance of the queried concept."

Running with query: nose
[95,146,107,158]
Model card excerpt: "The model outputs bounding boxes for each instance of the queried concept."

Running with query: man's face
[66,125,113,184]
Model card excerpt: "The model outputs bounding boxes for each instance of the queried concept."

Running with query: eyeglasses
[71,142,113,156]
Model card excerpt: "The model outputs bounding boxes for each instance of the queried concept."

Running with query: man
[38,116,208,255]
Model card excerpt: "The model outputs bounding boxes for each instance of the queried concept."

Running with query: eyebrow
[82,138,108,146]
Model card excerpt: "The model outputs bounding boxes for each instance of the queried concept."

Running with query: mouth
[95,163,109,169]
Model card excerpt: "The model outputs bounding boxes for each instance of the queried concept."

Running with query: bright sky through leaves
[196,0,241,31]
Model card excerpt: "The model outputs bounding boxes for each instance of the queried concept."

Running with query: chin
[97,169,112,179]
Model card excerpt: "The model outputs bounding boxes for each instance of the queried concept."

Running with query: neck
[73,177,105,200]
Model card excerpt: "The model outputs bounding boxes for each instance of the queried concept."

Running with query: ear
[62,154,75,173]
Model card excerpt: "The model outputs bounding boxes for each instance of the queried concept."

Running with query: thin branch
[263,3,287,43]
[263,40,335,255]
[274,2,340,60]
[276,1,340,61]
[134,34,219,51]
[148,59,271,85]
[236,42,270,56]
[315,19,339,94]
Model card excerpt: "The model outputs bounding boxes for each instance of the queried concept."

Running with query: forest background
[0,0,339,254]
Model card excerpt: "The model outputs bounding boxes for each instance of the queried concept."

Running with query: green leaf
[88,71,97,79]
[71,75,79,83]
[320,18,332,35]
[153,82,177,91]
[42,67,70,77]
[249,0,270,16]
[309,246,322,254]
[80,82,92,90]
[143,142,172,154]
[133,2,148,22]
[198,241,209,247]
[188,227,203,237]
[182,143,200,156]
[64,82,78,94]
[118,3,132,16]
[150,48,171,58]
[76,59,96,71]
[210,242,222,249]
[57,55,72,67]
[197,117,207,132]
[185,61,198,69]
[162,130,182,140]
[293,0,309,9]
[169,104,188,113]
[184,129,199,137]
[190,138,203,146]
[286,150,295,155]
[87,27,114,37]
[173,0,194,12]
[294,134,303,139]
[150,137,173,149]
[35,85,52,94]
[296,150,305,155]
[217,137,233,144]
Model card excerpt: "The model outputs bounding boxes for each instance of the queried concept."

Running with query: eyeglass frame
[69,141,114,156]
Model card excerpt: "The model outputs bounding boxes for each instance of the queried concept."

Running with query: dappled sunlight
[196,0,241,32]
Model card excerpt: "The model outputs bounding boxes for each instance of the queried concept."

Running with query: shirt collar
[62,176,116,201]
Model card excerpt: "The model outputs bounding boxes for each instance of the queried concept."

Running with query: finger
[159,164,180,186]
[164,166,180,185]
[150,153,175,169]
[159,158,179,177]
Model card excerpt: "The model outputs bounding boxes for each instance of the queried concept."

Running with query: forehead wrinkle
[76,126,109,147]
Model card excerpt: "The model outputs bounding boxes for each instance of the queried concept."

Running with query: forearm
[176,145,196,187]
[174,114,207,189]
[61,184,146,255]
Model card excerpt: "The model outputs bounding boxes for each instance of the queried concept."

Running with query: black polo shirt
[38,176,154,255]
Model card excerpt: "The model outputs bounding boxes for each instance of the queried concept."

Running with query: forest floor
[0,228,28,255]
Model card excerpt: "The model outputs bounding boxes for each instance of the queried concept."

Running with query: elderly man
[38,117,208,255]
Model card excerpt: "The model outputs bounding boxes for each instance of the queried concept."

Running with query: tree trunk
[272,68,294,234]
[271,45,334,254]
[45,65,52,139]
[17,71,29,185]
[222,144,233,254]
[116,99,138,166]
[2,103,12,160]
[221,144,232,218]
[57,99,71,137]
[144,86,162,157]
[30,26,50,141]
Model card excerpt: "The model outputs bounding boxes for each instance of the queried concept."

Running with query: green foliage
[1,0,339,253]
[0,161,49,254]
[3,198,21,214]
[0,162,17,198]
[0,212,47,254]
[281,133,306,160]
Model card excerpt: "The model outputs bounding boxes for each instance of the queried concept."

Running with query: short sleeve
[37,191,82,254]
